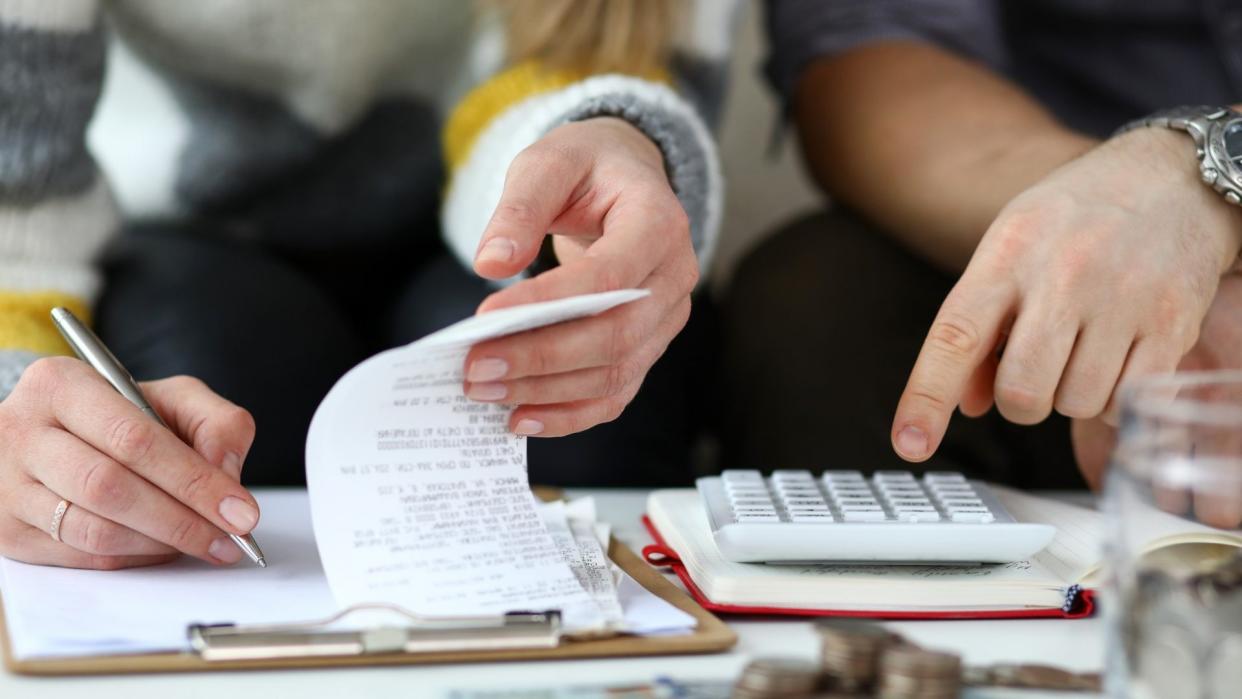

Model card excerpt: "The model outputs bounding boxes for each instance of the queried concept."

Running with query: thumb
[474,144,590,280]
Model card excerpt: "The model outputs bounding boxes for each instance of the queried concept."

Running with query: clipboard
[0,535,737,676]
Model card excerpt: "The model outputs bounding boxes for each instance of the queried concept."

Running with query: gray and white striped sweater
[0,0,735,397]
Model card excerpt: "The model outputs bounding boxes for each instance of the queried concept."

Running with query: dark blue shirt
[765,0,1242,138]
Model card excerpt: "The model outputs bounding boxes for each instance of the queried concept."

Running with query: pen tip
[257,557,268,568]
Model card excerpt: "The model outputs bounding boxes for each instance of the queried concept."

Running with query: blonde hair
[496,0,680,76]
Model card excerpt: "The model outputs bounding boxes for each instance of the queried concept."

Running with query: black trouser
[719,210,1084,490]
[95,223,714,488]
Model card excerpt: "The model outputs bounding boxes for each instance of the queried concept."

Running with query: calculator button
[887,499,933,508]
[776,485,822,495]
[828,487,868,497]
[790,512,835,522]
[874,470,915,481]
[729,494,773,504]
[783,498,828,507]
[945,505,990,512]
[730,498,776,508]
[726,485,771,496]
[940,499,984,508]
[835,503,881,511]
[772,470,814,480]
[936,496,982,506]
[728,491,772,501]
[950,511,995,523]
[822,471,864,481]
[878,483,923,491]
[726,478,767,487]
[925,472,967,483]
[932,488,976,498]
[736,514,782,523]
[787,506,831,514]
[933,481,978,491]
[898,511,942,522]
[722,470,763,480]
[828,485,875,496]
[930,482,974,491]
[842,510,888,522]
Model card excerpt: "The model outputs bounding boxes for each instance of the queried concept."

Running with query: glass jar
[1105,371,1242,699]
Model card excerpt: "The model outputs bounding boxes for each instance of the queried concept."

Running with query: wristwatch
[1116,105,1242,206]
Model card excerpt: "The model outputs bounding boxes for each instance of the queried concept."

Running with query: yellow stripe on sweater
[0,291,91,356]
[443,61,669,173]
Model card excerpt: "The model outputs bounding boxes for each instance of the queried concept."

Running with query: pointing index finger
[893,276,1015,461]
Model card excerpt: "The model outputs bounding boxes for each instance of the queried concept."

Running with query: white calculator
[696,470,1055,564]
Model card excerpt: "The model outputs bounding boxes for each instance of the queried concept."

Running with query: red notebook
[641,489,1099,620]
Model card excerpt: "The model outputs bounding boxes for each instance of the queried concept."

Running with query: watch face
[1225,119,1242,164]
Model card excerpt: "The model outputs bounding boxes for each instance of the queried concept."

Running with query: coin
[815,619,896,691]
[876,643,961,699]
[964,663,1102,691]
[733,657,821,698]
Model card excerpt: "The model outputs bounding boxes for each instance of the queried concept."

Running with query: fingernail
[467,358,509,382]
[222,452,243,480]
[514,419,544,436]
[467,382,508,401]
[209,536,243,565]
[219,496,258,533]
[476,237,517,265]
[895,426,929,459]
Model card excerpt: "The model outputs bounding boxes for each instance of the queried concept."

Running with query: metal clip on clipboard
[188,604,562,662]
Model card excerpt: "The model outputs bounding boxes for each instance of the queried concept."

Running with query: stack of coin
[732,657,822,699]
[1190,552,1242,607]
[816,618,896,692]
[875,643,962,699]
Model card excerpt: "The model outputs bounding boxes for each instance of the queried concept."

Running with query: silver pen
[50,307,267,567]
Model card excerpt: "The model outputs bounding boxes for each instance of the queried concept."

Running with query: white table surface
[0,489,1106,699]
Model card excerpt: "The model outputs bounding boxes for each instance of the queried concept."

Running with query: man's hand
[1072,269,1242,526]
[463,117,698,437]
[892,128,1242,465]
[0,361,259,569]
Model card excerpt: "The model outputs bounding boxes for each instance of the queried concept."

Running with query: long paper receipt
[306,289,648,631]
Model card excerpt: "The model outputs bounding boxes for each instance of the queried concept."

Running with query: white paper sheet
[305,290,648,631]
[0,490,336,660]
[0,490,690,660]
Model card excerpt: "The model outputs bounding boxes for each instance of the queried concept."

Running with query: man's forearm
[793,41,1096,271]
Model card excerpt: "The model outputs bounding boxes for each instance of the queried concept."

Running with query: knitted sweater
[0,0,735,398]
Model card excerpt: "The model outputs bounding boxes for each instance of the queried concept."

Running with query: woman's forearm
[793,41,1096,271]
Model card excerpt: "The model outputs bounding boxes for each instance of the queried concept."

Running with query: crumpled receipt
[305,290,653,632]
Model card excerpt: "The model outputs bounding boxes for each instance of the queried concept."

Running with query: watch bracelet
[1114,105,1242,207]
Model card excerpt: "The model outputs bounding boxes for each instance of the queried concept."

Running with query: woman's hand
[463,117,698,437]
[0,360,259,569]
[891,128,1242,471]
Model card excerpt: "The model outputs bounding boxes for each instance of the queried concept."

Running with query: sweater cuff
[0,290,88,356]
[555,78,723,273]
[442,75,722,280]
[0,349,39,401]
